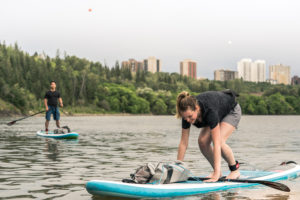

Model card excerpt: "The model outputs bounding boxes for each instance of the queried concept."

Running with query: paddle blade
[188,177,290,192]
[7,121,16,126]
[257,180,290,192]
[227,178,291,192]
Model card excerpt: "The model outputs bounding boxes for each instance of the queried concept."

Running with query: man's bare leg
[45,120,50,132]
[56,120,60,128]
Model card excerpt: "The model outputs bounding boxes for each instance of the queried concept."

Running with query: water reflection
[92,195,133,200]
[90,191,290,200]
[44,139,60,161]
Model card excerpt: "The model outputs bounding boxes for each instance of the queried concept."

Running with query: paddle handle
[16,110,45,121]
[7,110,45,126]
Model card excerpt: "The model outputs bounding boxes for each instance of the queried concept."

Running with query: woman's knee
[198,136,210,150]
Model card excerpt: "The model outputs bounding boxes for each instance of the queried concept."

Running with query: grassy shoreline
[2,103,300,118]
[0,109,157,118]
[3,111,300,118]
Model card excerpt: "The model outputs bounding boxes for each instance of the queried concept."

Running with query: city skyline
[1,0,300,79]
[120,56,292,83]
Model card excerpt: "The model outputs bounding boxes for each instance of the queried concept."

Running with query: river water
[0,115,300,200]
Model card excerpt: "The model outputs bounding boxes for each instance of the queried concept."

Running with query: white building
[237,59,266,82]
[254,60,266,82]
[237,59,252,81]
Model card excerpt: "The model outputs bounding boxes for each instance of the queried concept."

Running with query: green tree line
[1,42,300,115]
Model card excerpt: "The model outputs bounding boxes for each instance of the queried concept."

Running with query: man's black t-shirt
[44,91,60,107]
[182,91,237,130]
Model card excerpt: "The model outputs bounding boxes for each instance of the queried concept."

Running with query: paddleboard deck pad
[86,163,300,198]
[37,130,79,139]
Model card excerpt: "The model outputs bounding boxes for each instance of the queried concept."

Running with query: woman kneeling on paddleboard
[176,90,241,182]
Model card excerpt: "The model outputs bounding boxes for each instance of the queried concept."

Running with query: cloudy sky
[1,0,299,79]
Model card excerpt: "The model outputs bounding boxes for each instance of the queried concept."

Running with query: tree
[2,41,300,115]
[152,99,167,114]
[266,93,294,114]
[256,100,268,115]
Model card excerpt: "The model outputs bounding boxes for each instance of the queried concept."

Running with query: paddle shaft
[7,110,45,126]
[189,177,290,192]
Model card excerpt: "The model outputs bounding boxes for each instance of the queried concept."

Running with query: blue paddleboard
[86,164,300,198]
[36,130,79,139]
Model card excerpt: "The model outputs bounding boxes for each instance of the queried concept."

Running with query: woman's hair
[175,91,197,118]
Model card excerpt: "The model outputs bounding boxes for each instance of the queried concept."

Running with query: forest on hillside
[1,42,300,116]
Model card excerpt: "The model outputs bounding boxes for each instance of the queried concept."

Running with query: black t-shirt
[182,91,237,130]
[44,90,60,107]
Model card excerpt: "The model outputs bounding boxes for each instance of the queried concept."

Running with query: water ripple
[0,115,300,199]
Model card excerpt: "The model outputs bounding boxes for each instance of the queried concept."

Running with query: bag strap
[163,165,173,184]
[62,126,71,133]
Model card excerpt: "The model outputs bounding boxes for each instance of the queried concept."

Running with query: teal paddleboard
[37,130,79,139]
[86,163,300,198]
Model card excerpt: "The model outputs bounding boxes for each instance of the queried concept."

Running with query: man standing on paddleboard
[175,90,241,182]
[44,81,63,132]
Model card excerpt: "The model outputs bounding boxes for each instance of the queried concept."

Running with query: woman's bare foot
[226,170,240,179]
[206,172,222,179]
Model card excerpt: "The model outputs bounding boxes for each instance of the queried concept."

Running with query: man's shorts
[221,104,242,129]
[46,106,60,121]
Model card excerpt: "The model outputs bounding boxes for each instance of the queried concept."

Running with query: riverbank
[0,108,156,118]
[2,107,300,118]
[0,99,21,117]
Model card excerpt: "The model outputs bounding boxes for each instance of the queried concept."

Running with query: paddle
[188,177,290,192]
[7,110,46,126]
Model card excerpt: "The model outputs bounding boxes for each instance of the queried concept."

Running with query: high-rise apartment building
[214,69,238,81]
[255,60,266,82]
[269,64,291,85]
[121,59,144,73]
[144,57,161,73]
[237,59,266,82]
[237,58,252,81]
[180,59,197,79]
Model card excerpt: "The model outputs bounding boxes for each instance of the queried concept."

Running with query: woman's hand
[177,128,190,161]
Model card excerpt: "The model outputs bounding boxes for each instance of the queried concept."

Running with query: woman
[176,90,241,182]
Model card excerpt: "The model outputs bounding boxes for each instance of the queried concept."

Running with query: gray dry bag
[127,160,190,184]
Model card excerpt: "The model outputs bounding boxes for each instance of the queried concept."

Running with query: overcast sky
[1,0,300,79]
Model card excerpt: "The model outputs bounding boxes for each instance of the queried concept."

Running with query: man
[44,81,63,131]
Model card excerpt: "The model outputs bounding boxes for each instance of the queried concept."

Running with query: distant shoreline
[2,112,300,119]
[0,112,161,118]
[62,113,157,117]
